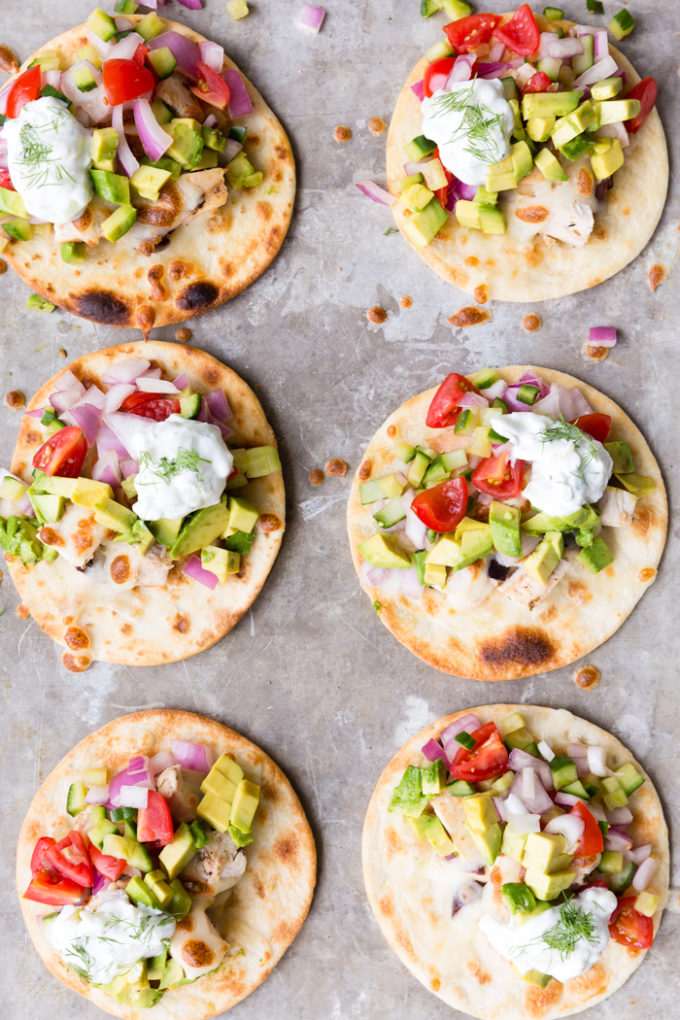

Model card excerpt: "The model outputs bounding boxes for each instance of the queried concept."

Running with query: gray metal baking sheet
[0,0,677,1016]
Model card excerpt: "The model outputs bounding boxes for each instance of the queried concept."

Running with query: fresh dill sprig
[16,111,76,190]
[105,912,175,941]
[430,82,506,164]
[540,900,599,959]
[65,942,95,981]
[541,416,599,485]
[138,447,210,485]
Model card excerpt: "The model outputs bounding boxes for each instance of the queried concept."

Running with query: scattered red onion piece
[489,38,505,61]
[149,750,175,775]
[356,180,395,206]
[508,748,553,790]
[136,377,179,394]
[108,756,154,808]
[108,32,144,63]
[440,715,482,758]
[92,871,110,897]
[588,326,617,348]
[183,555,219,589]
[573,55,618,90]
[223,69,253,117]
[627,843,652,865]
[111,104,140,178]
[85,785,110,805]
[298,4,326,33]
[120,458,139,479]
[199,39,224,73]
[605,828,633,852]
[118,785,150,809]
[102,359,150,385]
[43,69,62,89]
[537,740,555,762]
[457,391,488,409]
[148,31,201,80]
[102,413,153,458]
[133,97,172,162]
[96,423,129,460]
[206,389,232,421]
[85,27,112,60]
[606,805,633,826]
[359,561,423,599]
[421,738,449,767]
[92,450,122,487]
[554,791,580,808]
[410,80,424,101]
[539,32,583,59]
[177,0,204,11]
[103,383,135,415]
[446,54,475,87]
[171,739,213,772]
[62,403,102,444]
[173,373,189,390]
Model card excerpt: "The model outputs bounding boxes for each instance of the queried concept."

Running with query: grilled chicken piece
[156,765,205,823]
[542,200,594,247]
[38,504,106,568]
[482,855,524,923]
[498,558,569,609]
[155,76,204,121]
[598,486,637,527]
[181,831,247,897]
[122,169,228,252]
[169,895,229,981]
[445,561,499,610]
[430,792,485,870]
[53,198,111,247]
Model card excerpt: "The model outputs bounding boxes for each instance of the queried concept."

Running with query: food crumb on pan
[16,604,30,620]
[325,458,348,477]
[176,327,192,342]
[648,264,665,292]
[448,306,489,328]
[584,343,609,362]
[0,259,6,276]
[367,305,387,325]
[0,44,18,74]
[368,117,386,135]
[334,125,352,142]
[522,314,541,332]
[574,665,601,690]
[309,469,324,486]
[400,296,413,308]
[4,390,25,410]
[638,567,657,583]
[473,285,488,305]
[58,348,67,358]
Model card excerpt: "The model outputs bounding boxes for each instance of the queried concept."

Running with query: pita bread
[386,12,668,301]
[347,366,667,681]
[17,708,316,1020]
[2,15,295,332]
[5,340,285,670]
[363,704,669,1020]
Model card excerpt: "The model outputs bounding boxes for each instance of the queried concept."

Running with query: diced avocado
[0,476,27,504]
[423,560,447,587]
[463,792,498,833]
[193,148,219,171]
[170,497,231,558]
[521,91,581,121]
[91,168,131,205]
[421,759,447,798]
[201,545,240,582]
[425,534,460,569]
[609,9,635,41]
[455,200,481,230]
[479,204,506,235]
[150,99,172,127]
[523,531,563,585]
[158,822,197,879]
[130,165,172,202]
[524,867,576,901]
[189,819,210,849]
[489,501,522,559]
[485,155,518,193]
[407,813,432,842]
[66,781,88,817]
[147,46,177,80]
[591,77,623,101]
[92,497,137,533]
[401,198,448,248]
[549,754,578,790]
[232,445,281,478]
[29,50,62,71]
[147,949,167,983]
[468,822,502,866]
[200,769,237,803]
[126,875,161,909]
[226,495,259,534]
[524,831,573,874]
[91,127,119,172]
[634,891,659,917]
[499,711,526,737]
[197,791,232,833]
[137,12,167,41]
[601,775,628,810]
[159,956,185,989]
[534,147,568,182]
[202,126,228,154]
[389,766,427,817]
[527,116,555,143]
[421,814,455,856]
[230,779,260,833]
[591,138,624,180]
[446,780,475,798]
[522,970,553,988]
[614,762,645,795]
[577,535,613,574]
[501,826,527,863]
[453,524,494,571]
[614,472,655,497]
[358,533,412,570]
[605,440,634,474]
[404,134,436,161]
[559,134,595,162]
[60,241,86,265]
[395,173,424,193]
[511,140,533,181]
[144,869,174,909]
[69,478,113,508]
[598,98,640,126]
[87,8,117,42]
[167,119,204,169]
[166,878,192,920]
[214,753,245,784]
[0,186,27,219]
[102,834,152,872]
[502,882,537,915]
[102,205,137,243]
[407,449,431,488]
[420,158,447,191]
[148,517,184,549]
[401,182,435,213]
[179,392,201,420]
[226,151,258,189]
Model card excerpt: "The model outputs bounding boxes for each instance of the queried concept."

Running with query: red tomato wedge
[625,77,658,134]
[30,836,57,875]
[609,897,654,949]
[426,373,482,429]
[423,58,455,98]
[411,476,468,534]
[450,722,509,782]
[5,65,41,118]
[570,800,604,857]
[570,413,612,443]
[45,831,93,888]
[443,13,501,54]
[32,426,88,478]
[89,845,127,882]
[102,58,155,106]
[134,43,149,67]
[24,869,84,906]
[472,453,524,499]
[0,168,15,191]
[137,790,174,846]
[492,4,540,57]
[120,391,181,421]
[522,71,552,96]
[191,62,230,110]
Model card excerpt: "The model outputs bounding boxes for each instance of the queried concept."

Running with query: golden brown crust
[17,709,317,1020]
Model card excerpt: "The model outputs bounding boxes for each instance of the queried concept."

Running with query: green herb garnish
[138,447,210,485]
[540,899,599,959]
[541,416,601,486]
[16,108,76,190]
[383,227,399,235]
[430,82,507,164]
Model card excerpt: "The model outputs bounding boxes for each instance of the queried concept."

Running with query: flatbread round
[2,16,295,331]
[386,13,668,301]
[347,366,667,681]
[6,340,285,669]
[363,704,669,1020]
[17,708,316,1020]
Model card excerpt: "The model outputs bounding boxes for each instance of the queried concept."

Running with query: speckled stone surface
[0,1,678,1017]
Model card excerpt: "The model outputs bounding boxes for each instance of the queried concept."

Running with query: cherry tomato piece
[423,58,455,99]
[625,77,657,134]
[102,58,155,106]
[472,453,524,499]
[45,831,93,888]
[0,168,15,191]
[411,476,468,534]
[609,897,654,950]
[32,426,88,478]
[137,790,174,846]
[450,722,509,782]
[134,43,149,66]
[571,413,612,444]
[492,4,540,57]
[426,373,482,429]
[190,62,230,110]
[570,800,604,857]
[443,13,501,54]
[30,836,57,875]
[89,845,127,882]
[120,391,181,421]
[5,65,41,119]
[522,71,552,96]
[24,869,84,906]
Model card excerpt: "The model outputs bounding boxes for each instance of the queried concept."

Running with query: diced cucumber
[472,368,499,390]
[561,779,589,800]
[359,480,384,505]
[179,393,201,419]
[516,384,539,405]
[407,449,431,488]
[586,0,604,13]
[572,34,594,77]
[424,39,454,62]
[608,860,637,892]
[405,135,436,161]
[393,441,415,462]
[420,0,443,17]
[549,755,578,790]
[147,47,177,80]
[614,762,645,795]
[601,775,628,810]
[71,64,98,92]
[231,445,281,478]
[442,0,472,18]
[543,6,564,19]
[598,850,624,874]
[609,9,635,41]
[66,781,88,816]
[137,12,167,41]
[373,497,406,529]
[441,449,467,472]
[86,8,117,42]
[447,779,475,797]
[422,455,450,489]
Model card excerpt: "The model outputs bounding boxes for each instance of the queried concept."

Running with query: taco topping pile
[389,709,659,986]
[357,368,654,610]
[0,6,262,256]
[395,4,657,248]
[0,355,281,590]
[24,740,261,1007]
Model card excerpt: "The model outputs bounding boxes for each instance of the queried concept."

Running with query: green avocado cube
[614,472,655,497]
[523,531,563,585]
[30,492,65,524]
[420,158,447,191]
[485,160,518,193]
[577,535,614,573]
[202,125,228,153]
[149,517,184,549]
[521,90,581,121]
[93,497,137,533]
[394,173,424,193]
[194,149,219,171]
[226,151,258,189]
[144,870,174,909]
[0,186,27,219]
[167,119,204,169]
[401,182,435,212]
[501,825,527,863]
[91,127,119,172]
[166,879,192,921]
[197,792,231,833]
[60,242,86,265]
[559,134,595,162]
[502,882,537,915]
[511,140,533,180]
[230,779,260,833]
[591,138,624,179]
[455,199,481,230]
[524,832,573,874]
[389,765,427,817]
[614,762,645,795]
[401,198,448,248]
[453,525,493,570]
[200,768,237,803]
[130,165,172,202]
[425,534,461,568]
[90,169,130,205]
[170,498,231,558]
[602,775,628,810]
[422,759,447,796]
[158,822,197,878]
[468,822,502,866]
[479,204,506,234]
[102,834,152,872]
[527,116,555,143]
[522,970,554,988]
[423,560,447,587]
[463,792,498,833]
[102,205,137,243]
[228,495,259,533]
[0,476,27,504]
[598,98,640,126]
[605,440,634,474]
[489,501,522,558]
[591,77,623,101]
[201,545,240,582]
[422,815,455,856]
[358,533,412,570]
[232,446,281,478]
[126,875,160,910]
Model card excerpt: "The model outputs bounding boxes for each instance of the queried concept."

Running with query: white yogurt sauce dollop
[492,411,613,516]
[131,414,233,521]
[4,97,92,223]
[421,78,514,186]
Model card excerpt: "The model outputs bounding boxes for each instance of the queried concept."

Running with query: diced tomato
[45,831,93,889]
[102,58,155,106]
[426,373,482,429]
[625,77,657,135]
[431,147,455,207]
[24,869,84,906]
[134,43,149,67]
[32,426,87,478]
[136,790,174,846]
[570,413,612,444]
[450,722,509,782]
[443,13,501,54]
[120,391,181,421]
[89,845,127,882]
[5,65,41,119]
[570,801,604,857]
[609,897,654,950]
[411,476,468,534]
[472,453,524,499]
[0,168,15,191]
[522,71,552,96]
[190,62,231,110]
[423,58,455,99]
[492,4,540,57]
[30,836,56,876]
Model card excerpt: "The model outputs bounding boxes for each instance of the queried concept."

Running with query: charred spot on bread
[73,291,130,325]
[479,627,555,669]
[175,281,218,311]
[181,939,214,969]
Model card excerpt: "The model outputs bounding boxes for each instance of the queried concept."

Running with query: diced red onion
[103,359,151,384]
[49,387,83,414]
[508,748,553,790]
[586,800,607,822]
[554,791,581,808]
[118,784,150,809]
[149,31,201,80]
[405,506,428,551]
[96,423,129,460]
[606,805,633,826]
[92,450,122,487]
[43,69,62,89]
[85,785,110,805]
[517,768,554,814]
[457,391,489,409]
[222,138,243,165]
[103,412,154,458]
[184,555,219,588]
[115,17,133,31]
[177,0,203,8]
[121,458,139,479]
[596,120,629,148]
[586,745,610,776]
[454,182,478,204]
[356,180,395,206]
[298,4,326,33]
[446,54,475,87]
[92,870,110,896]
[573,55,619,90]
[150,750,175,775]
[477,59,522,79]
[171,739,212,772]
[103,383,135,414]
[85,27,112,60]
[410,80,424,101]
[61,63,108,127]
[0,136,7,172]
[592,30,609,61]
[452,880,483,914]
[173,373,189,390]
[539,32,583,59]
[489,39,505,62]
[632,855,658,892]
[403,160,427,176]
[62,403,101,443]
[140,367,162,380]
[108,757,154,807]
[206,389,232,422]
[588,326,617,349]
[76,385,106,411]
[605,828,633,852]
[440,714,481,758]
[51,370,85,404]
[535,384,592,420]
[481,379,507,401]
[545,813,585,852]
[537,740,555,762]
[136,377,178,394]
[575,756,590,778]
[133,97,172,162]
[421,738,449,767]
[223,68,254,118]
[111,104,139,177]
[627,843,652,865]
[567,742,586,759]
[24,408,45,419]
[360,561,423,599]
[107,31,144,62]
[199,40,224,74]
